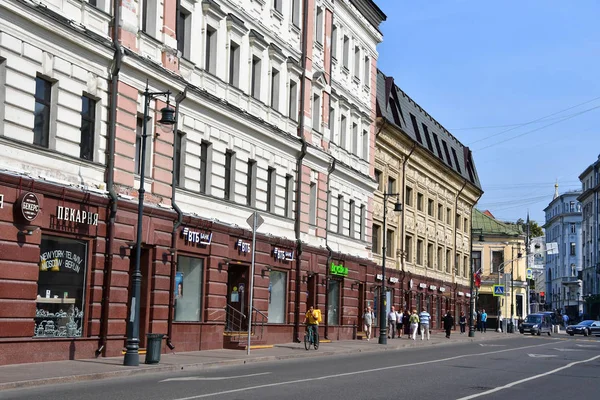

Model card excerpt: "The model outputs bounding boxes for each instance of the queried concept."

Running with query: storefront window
[267,270,286,323]
[35,236,87,338]
[175,256,204,322]
[327,280,340,325]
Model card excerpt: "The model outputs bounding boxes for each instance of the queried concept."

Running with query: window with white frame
[315,7,323,45]
[291,0,300,27]
[79,95,96,161]
[405,235,413,263]
[177,7,192,59]
[349,200,356,238]
[363,55,370,86]
[309,181,317,225]
[329,107,336,139]
[0,58,5,137]
[352,123,358,155]
[342,36,350,70]
[362,129,368,160]
[284,174,294,218]
[199,141,212,195]
[229,41,240,87]
[340,115,347,149]
[288,80,298,121]
[416,239,424,265]
[273,0,282,14]
[174,131,185,187]
[267,167,276,213]
[247,159,257,206]
[331,25,338,61]
[271,68,280,111]
[312,93,320,132]
[34,76,53,148]
[337,195,344,234]
[354,46,360,79]
[360,204,365,241]
[205,25,218,74]
[224,150,235,201]
[141,0,158,36]
[251,56,262,99]
[135,115,152,175]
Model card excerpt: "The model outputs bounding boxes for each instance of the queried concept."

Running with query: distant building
[543,185,582,318]
[578,155,600,318]
[529,236,546,313]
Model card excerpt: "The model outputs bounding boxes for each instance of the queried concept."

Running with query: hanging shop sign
[56,206,98,226]
[389,277,399,284]
[19,192,41,222]
[330,262,348,277]
[439,287,446,293]
[376,274,383,281]
[429,285,437,291]
[235,239,251,254]
[419,283,427,289]
[0,194,4,209]
[465,293,471,298]
[182,227,212,245]
[273,247,294,261]
[457,291,464,296]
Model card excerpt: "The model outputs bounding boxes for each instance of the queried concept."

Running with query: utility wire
[474,105,600,151]
[466,95,600,144]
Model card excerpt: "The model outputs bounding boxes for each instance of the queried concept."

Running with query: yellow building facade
[373,71,483,329]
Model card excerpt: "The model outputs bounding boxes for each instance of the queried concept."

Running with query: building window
[464,217,469,232]
[273,0,282,13]
[36,235,87,338]
[312,93,320,131]
[337,195,344,234]
[472,251,481,274]
[437,204,443,221]
[427,243,434,268]
[134,116,147,175]
[79,95,96,161]
[141,0,157,35]
[246,159,257,206]
[362,130,369,160]
[570,242,576,256]
[386,229,394,257]
[0,58,5,137]
[405,186,413,206]
[416,239,423,265]
[342,36,350,70]
[417,193,423,211]
[405,235,413,263]
[199,141,212,194]
[446,249,452,273]
[175,256,204,322]
[315,7,323,44]
[363,56,370,86]
[34,76,52,148]
[267,270,286,323]
[327,279,340,325]
[224,150,235,201]
[331,25,337,60]
[291,0,300,27]
[289,80,298,120]
[174,131,185,187]
[251,56,262,99]
[267,167,276,213]
[570,223,576,234]
[340,115,347,149]
[464,256,469,278]
[176,7,191,59]
[329,107,336,138]
[229,41,240,87]
[491,251,504,273]
[372,224,381,254]
[349,200,356,238]
[437,246,443,271]
[284,174,293,218]
[455,253,461,276]
[455,214,461,231]
[359,204,366,241]
[309,182,317,225]
[387,177,396,194]
[205,25,217,74]
[352,123,358,155]
[271,68,280,111]
[427,199,434,216]
[354,46,360,79]
[446,207,451,224]
[374,169,382,191]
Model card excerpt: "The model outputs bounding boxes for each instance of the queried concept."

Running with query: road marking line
[553,348,582,352]
[160,372,271,382]
[170,342,558,400]
[527,354,557,358]
[456,354,600,400]
[576,344,598,348]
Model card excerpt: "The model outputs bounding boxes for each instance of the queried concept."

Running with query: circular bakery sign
[20,192,41,222]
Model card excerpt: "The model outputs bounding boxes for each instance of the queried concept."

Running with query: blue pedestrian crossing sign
[526,269,533,279]
[493,285,505,297]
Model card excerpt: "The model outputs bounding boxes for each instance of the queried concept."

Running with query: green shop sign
[330,262,348,277]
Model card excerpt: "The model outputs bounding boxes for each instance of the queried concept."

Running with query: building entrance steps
[0,331,517,391]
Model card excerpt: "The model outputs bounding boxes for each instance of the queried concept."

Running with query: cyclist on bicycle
[304,305,321,340]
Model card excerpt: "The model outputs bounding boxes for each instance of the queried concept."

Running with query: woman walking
[443,311,454,339]
[403,309,411,338]
[459,311,466,334]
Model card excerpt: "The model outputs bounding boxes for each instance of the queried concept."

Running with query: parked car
[565,320,597,336]
[519,313,552,336]
[590,321,600,336]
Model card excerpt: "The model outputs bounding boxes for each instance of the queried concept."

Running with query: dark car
[566,320,597,336]
[519,313,552,336]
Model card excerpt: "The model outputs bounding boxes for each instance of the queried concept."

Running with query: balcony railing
[561,276,581,284]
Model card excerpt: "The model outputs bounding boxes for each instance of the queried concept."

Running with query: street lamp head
[478,234,485,242]
[393,201,403,212]
[158,105,176,126]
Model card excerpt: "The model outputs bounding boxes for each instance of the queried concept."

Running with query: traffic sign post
[246,212,263,355]
[493,285,505,297]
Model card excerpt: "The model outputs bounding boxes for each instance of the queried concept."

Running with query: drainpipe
[293,0,310,343]
[97,0,122,357]
[453,180,468,282]
[399,142,417,272]
[324,159,336,340]
[166,88,188,351]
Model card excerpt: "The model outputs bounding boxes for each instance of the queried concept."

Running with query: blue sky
[375,0,600,225]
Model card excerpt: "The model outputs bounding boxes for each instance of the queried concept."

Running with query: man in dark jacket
[443,312,454,338]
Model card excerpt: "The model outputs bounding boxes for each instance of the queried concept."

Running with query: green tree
[515,218,544,237]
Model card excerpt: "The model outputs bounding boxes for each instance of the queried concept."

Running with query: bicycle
[304,325,319,350]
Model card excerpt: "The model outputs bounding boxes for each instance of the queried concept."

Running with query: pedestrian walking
[443,311,454,338]
[459,311,466,334]
[481,309,488,333]
[363,306,374,341]
[387,306,397,338]
[476,310,482,332]
[562,313,569,329]
[409,309,420,340]
[396,309,403,338]
[419,308,431,340]
[403,309,411,338]
[498,313,504,333]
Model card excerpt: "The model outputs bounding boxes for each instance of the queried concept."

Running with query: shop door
[128,247,151,348]
[404,292,410,312]
[227,264,249,331]
[306,274,316,310]
[357,283,365,329]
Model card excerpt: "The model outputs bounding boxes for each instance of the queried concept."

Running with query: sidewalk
[0,331,516,391]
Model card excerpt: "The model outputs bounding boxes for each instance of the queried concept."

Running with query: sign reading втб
[493,285,505,296]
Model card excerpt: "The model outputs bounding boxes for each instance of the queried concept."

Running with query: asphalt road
[2,335,599,400]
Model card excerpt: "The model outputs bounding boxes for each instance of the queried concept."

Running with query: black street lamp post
[123,83,176,367]
[469,228,484,338]
[379,192,402,345]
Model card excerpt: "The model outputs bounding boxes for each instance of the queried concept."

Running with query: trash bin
[145,333,165,364]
